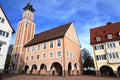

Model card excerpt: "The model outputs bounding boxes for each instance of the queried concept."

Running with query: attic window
[118,32,120,36]
[107,34,112,39]
[96,36,101,41]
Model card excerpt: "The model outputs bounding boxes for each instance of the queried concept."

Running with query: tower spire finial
[23,2,35,12]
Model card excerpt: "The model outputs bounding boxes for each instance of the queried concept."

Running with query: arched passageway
[74,63,78,75]
[24,65,29,74]
[100,66,114,77]
[117,66,120,77]
[50,62,62,76]
[39,64,47,75]
[68,62,72,76]
[30,64,37,74]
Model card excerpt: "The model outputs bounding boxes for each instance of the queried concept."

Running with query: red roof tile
[24,22,72,47]
[90,22,120,45]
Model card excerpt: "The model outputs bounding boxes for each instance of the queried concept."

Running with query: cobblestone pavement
[1,74,120,80]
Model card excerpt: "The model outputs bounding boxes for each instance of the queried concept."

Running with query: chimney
[106,22,112,25]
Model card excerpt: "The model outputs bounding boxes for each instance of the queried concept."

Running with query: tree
[81,48,94,70]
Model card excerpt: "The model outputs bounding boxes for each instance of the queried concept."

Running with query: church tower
[10,3,35,73]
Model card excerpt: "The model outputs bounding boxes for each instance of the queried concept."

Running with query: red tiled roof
[0,5,15,34]
[90,22,120,45]
[24,22,72,47]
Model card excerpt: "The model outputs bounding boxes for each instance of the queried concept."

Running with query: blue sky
[0,0,120,54]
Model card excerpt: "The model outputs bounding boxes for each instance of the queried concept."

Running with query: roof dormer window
[107,34,112,39]
[96,36,101,41]
[118,32,120,36]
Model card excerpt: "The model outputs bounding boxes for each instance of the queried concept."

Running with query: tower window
[25,21,28,28]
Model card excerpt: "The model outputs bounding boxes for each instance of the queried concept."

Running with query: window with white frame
[49,52,53,58]
[109,53,119,59]
[32,46,34,52]
[96,54,106,60]
[36,55,40,59]
[43,53,46,59]
[37,44,40,50]
[57,51,61,57]
[31,56,34,60]
[50,41,53,48]
[96,36,101,41]
[57,39,61,46]
[94,45,104,50]
[107,34,112,39]
[0,29,9,38]
[0,44,2,53]
[106,42,116,48]
[43,42,46,49]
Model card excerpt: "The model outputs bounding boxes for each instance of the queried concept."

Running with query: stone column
[47,71,50,76]
[64,70,68,77]
[114,71,119,78]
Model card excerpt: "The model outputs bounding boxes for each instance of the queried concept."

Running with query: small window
[115,53,119,58]
[57,51,61,57]
[36,55,40,59]
[31,56,34,60]
[66,51,69,57]
[70,52,72,58]
[25,21,28,28]
[107,34,112,39]
[26,57,28,60]
[118,32,120,36]
[43,43,46,49]
[50,41,53,48]
[32,46,34,52]
[27,47,29,52]
[50,52,53,58]
[43,54,46,59]
[109,54,112,58]
[57,39,61,46]
[37,44,40,50]
[96,37,101,41]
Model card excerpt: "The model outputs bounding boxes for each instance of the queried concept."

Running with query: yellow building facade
[90,22,120,77]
